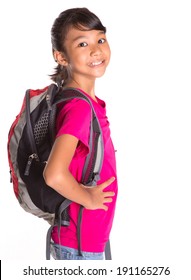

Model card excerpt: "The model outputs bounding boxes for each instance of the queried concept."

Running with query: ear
[53,50,68,66]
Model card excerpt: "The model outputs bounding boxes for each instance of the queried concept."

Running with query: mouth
[89,60,104,67]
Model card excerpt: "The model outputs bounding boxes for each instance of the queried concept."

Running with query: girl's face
[63,27,111,83]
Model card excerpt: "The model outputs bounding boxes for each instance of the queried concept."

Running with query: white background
[0,0,191,279]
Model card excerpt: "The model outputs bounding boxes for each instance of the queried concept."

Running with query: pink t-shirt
[51,89,118,253]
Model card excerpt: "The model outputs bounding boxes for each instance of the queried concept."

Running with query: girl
[43,7,118,260]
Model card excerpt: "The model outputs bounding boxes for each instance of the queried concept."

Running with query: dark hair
[50,7,106,86]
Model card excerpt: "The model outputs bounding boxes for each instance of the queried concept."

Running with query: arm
[43,134,115,211]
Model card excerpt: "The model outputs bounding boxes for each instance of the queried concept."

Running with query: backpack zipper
[24,153,39,176]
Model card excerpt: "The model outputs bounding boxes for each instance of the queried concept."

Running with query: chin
[95,69,107,78]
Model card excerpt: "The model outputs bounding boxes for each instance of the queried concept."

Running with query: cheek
[105,48,111,65]
[104,44,111,59]
[69,52,87,66]
[108,49,111,62]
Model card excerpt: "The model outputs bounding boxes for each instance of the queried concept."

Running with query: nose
[90,44,102,56]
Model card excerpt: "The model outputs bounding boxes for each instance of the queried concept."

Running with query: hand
[82,177,115,211]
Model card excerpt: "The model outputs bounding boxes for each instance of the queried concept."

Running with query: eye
[98,38,106,44]
[78,42,88,47]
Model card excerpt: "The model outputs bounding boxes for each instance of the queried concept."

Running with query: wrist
[79,184,94,209]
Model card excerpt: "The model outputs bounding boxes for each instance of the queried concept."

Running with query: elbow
[43,169,54,188]
[43,168,64,189]
[43,170,52,187]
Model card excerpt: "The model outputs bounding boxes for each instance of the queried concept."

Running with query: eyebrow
[72,31,105,43]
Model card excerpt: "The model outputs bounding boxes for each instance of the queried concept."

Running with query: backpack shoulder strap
[105,240,112,260]
[45,85,106,260]
[52,86,104,186]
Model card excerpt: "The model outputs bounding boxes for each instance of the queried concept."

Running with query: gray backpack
[7,83,111,259]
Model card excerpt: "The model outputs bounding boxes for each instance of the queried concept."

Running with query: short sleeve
[56,98,92,157]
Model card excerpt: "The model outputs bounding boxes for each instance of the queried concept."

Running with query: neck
[65,78,96,101]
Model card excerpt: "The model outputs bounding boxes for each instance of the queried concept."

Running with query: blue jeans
[51,243,104,260]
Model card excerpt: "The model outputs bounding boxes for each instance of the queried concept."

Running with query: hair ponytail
[50,63,69,86]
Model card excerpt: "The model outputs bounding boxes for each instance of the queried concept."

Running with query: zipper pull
[24,153,39,176]
[46,94,52,111]
[9,170,13,183]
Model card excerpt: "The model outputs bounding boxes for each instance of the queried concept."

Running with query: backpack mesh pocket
[34,112,49,145]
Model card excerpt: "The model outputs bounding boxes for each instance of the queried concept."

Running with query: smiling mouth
[89,60,104,67]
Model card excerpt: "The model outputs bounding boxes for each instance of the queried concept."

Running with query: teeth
[91,61,102,66]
